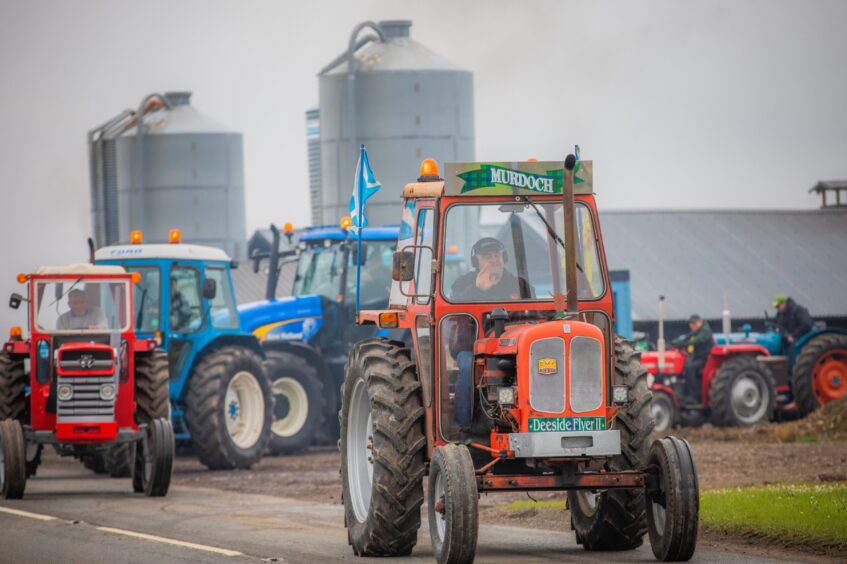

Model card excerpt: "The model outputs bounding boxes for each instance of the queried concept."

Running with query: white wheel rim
[652,499,667,536]
[224,371,265,449]
[347,379,374,523]
[576,490,601,516]
[651,397,672,432]
[433,470,446,542]
[271,377,310,438]
[731,372,767,424]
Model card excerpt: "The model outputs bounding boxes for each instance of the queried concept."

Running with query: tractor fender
[791,327,847,365]
[651,383,679,406]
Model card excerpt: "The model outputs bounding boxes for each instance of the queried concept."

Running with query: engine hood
[714,331,782,355]
[238,295,324,344]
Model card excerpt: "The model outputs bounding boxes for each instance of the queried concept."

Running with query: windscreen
[441,202,604,303]
[35,279,131,333]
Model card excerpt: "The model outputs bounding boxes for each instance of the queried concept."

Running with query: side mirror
[9,293,23,310]
[392,250,415,282]
[202,278,217,300]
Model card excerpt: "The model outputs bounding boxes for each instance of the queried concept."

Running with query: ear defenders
[470,237,508,269]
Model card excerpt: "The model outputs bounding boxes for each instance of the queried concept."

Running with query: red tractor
[340,157,699,562]
[0,264,173,498]
[642,343,776,432]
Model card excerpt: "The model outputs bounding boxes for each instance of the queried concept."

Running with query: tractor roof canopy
[95,243,231,263]
[34,264,127,276]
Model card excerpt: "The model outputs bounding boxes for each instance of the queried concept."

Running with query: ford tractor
[0,265,173,498]
[95,229,272,470]
[644,319,847,432]
[340,157,699,562]
[239,223,404,453]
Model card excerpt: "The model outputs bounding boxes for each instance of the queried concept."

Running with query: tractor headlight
[57,384,73,401]
[498,386,516,407]
[99,383,116,401]
[612,385,628,405]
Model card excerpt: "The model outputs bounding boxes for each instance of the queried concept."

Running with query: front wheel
[133,418,174,497]
[185,347,272,470]
[428,444,479,564]
[264,351,325,454]
[0,419,27,499]
[340,339,425,557]
[646,437,699,561]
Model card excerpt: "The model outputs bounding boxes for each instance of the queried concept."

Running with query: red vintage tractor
[642,343,777,431]
[0,264,173,498]
[340,157,699,562]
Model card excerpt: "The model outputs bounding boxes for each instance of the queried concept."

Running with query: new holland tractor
[95,230,272,470]
[643,319,847,432]
[340,157,699,562]
[0,265,173,498]
[239,223,405,453]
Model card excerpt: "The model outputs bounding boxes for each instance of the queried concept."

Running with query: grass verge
[701,481,847,551]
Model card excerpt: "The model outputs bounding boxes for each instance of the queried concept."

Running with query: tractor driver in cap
[450,237,534,301]
[672,314,714,404]
[773,294,814,350]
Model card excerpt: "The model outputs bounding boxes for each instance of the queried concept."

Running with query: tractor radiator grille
[569,337,603,413]
[529,337,566,413]
[57,375,116,423]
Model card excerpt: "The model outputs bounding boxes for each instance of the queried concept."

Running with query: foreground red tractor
[0,265,173,498]
[340,157,699,562]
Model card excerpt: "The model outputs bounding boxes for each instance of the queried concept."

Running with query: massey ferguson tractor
[0,264,173,498]
[340,157,699,562]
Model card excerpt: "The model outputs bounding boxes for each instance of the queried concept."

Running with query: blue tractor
[238,224,403,453]
[714,321,847,418]
[95,232,273,469]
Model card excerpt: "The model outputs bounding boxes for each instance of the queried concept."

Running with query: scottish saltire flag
[399,200,416,240]
[348,145,381,235]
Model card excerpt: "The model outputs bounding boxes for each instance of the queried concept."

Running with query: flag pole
[355,145,364,313]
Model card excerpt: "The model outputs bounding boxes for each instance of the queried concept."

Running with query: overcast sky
[1,0,845,330]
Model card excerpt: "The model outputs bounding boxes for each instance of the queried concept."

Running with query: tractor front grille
[529,337,566,414]
[56,375,117,423]
[569,336,603,413]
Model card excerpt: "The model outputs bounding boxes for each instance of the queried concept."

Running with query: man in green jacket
[672,314,714,404]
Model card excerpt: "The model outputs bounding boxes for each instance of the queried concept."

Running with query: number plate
[528,417,606,433]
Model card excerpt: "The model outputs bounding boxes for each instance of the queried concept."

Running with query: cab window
[206,267,239,329]
[170,266,203,332]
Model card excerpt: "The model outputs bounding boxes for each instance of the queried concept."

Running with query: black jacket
[673,321,714,362]
[775,298,814,339]
[450,270,535,302]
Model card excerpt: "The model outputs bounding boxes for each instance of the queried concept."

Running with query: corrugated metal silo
[90,91,247,258]
[306,108,322,226]
[317,20,475,226]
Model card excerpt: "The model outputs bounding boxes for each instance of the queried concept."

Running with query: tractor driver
[773,294,814,350]
[450,238,534,302]
[672,314,714,404]
[57,289,108,330]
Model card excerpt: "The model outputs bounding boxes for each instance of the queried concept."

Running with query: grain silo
[89,91,246,258]
[315,20,475,226]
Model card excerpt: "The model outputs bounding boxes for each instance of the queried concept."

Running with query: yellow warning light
[448,245,458,254]
[283,222,294,235]
[9,326,22,339]
[130,230,143,244]
[527,157,538,162]
[131,272,142,284]
[419,158,439,179]
[16,273,28,284]
[340,216,352,230]
[168,229,181,244]
[378,312,399,328]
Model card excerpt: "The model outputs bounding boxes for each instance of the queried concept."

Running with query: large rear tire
[185,347,272,470]
[0,352,26,421]
[104,443,132,478]
[793,334,847,418]
[135,350,171,422]
[646,437,699,561]
[650,391,676,433]
[569,336,652,550]
[709,356,775,427]
[341,339,425,557]
[265,351,325,454]
[428,443,479,564]
[0,419,27,499]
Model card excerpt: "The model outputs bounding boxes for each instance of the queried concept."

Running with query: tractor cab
[341,157,700,562]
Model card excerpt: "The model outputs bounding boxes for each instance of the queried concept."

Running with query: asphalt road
[0,459,797,564]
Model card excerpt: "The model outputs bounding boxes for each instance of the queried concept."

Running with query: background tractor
[0,265,173,498]
[340,157,699,563]
[643,317,847,432]
[239,223,404,453]
[95,230,272,470]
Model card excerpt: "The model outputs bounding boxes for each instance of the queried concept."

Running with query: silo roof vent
[379,20,411,39]
[164,91,192,106]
